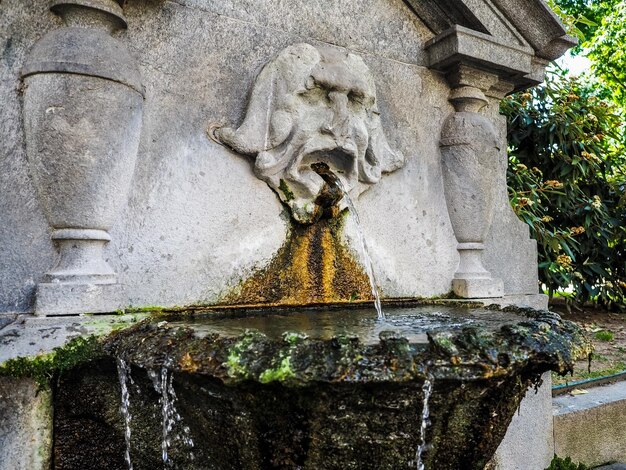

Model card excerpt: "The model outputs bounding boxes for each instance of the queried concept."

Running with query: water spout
[116,357,134,470]
[312,162,385,321]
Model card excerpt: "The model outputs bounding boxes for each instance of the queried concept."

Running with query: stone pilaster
[22,0,143,315]
[440,66,504,298]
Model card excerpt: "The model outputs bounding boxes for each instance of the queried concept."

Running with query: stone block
[0,377,53,470]
[490,373,554,470]
[553,381,626,467]
[452,277,504,298]
[35,283,123,316]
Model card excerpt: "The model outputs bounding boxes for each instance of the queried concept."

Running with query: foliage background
[505,0,626,308]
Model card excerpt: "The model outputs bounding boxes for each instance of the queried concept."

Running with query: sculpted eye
[298,85,328,103]
[348,91,364,105]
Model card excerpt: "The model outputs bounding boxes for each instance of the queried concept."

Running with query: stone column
[21,0,144,315]
[440,66,504,298]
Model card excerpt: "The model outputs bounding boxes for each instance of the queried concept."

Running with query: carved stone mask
[214,43,404,224]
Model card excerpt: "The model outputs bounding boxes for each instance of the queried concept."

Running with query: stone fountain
[0,1,589,469]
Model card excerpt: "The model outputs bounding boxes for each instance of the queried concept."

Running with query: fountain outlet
[214,43,404,226]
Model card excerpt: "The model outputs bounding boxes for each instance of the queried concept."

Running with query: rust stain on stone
[221,213,374,306]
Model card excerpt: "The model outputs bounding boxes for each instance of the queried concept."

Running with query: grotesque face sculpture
[214,43,404,224]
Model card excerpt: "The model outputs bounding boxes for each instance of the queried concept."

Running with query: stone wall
[0,0,554,313]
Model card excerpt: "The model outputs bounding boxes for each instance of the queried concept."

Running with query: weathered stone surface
[0,0,560,314]
[0,314,17,331]
[0,1,57,313]
[0,377,53,470]
[105,307,590,383]
[0,303,590,469]
[43,305,587,470]
[55,359,533,470]
[440,68,505,298]
[480,294,549,311]
[422,0,575,90]
[21,0,144,315]
[483,100,542,296]
[490,0,577,61]
[0,314,140,364]
[214,42,404,225]
[490,372,554,470]
[35,283,124,316]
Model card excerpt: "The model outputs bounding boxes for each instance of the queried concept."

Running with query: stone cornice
[490,0,577,60]
[408,0,576,91]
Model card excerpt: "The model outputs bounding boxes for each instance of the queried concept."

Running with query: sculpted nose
[321,91,351,139]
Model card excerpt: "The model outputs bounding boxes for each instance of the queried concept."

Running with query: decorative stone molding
[213,43,404,225]
[420,0,576,91]
[440,65,504,298]
[21,0,143,315]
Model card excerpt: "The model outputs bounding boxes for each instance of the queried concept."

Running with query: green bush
[502,70,626,308]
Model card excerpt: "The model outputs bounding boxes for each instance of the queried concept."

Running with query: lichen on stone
[220,212,375,307]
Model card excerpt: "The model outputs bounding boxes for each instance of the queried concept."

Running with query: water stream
[416,375,434,470]
[149,365,195,467]
[334,179,385,321]
[116,357,134,470]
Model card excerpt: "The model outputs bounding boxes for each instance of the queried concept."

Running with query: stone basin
[52,302,590,470]
[165,303,525,345]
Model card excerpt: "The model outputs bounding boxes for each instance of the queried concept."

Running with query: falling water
[310,162,384,320]
[336,180,385,321]
[416,376,434,470]
[116,357,134,470]
[149,366,195,467]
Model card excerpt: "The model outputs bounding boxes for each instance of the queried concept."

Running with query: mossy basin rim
[105,301,592,384]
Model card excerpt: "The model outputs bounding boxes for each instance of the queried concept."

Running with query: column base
[35,282,123,316]
[452,277,504,298]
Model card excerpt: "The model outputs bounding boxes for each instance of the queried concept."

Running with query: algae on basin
[40,303,591,470]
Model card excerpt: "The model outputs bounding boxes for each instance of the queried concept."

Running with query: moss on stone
[116,305,168,315]
[259,355,296,383]
[278,179,295,202]
[0,336,104,389]
[283,331,308,345]
[226,330,264,379]
[545,456,588,470]
[221,213,374,307]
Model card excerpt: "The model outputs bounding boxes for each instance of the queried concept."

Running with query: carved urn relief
[22,0,144,315]
[213,43,405,225]
[440,68,504,298]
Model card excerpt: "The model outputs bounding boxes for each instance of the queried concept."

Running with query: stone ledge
[35,283,124,316]
[0,314,142,364]
[553,381,626,467]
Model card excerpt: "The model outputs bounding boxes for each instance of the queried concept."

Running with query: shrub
[502,70,626,308]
